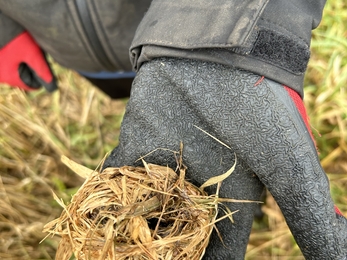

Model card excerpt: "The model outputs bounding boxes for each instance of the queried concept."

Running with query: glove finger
[280,81,346,219]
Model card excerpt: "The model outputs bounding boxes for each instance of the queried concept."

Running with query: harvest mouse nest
[44,155,239,260]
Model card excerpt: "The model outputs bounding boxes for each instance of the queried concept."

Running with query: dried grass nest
[43,155,239,260]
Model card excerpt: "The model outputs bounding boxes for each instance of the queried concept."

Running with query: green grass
[0,1,346,259]
[304,0,347,173]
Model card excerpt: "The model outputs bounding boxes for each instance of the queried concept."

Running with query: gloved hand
[0,31,57,92]
[103,57,347,259]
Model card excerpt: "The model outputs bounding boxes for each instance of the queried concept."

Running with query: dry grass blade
[61,155,94,179]
[200,154,236,190]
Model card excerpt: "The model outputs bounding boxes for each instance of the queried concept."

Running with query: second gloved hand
[0,31,57,92]
[103,57,347,259]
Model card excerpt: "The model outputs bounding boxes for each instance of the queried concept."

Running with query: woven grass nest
[44,154,239,260]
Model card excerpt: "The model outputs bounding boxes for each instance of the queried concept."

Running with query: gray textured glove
[103,57,347,259]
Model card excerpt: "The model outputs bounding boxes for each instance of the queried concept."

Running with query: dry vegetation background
[0,1,346,259]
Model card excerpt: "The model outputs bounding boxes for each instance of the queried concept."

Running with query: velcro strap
[250,29,310,75]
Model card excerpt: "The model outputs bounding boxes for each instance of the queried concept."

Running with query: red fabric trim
[284,86,317,149]
[334,205,344,216]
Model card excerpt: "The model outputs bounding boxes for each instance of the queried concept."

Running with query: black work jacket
[0,0,326,96]
[0,0,151,72]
